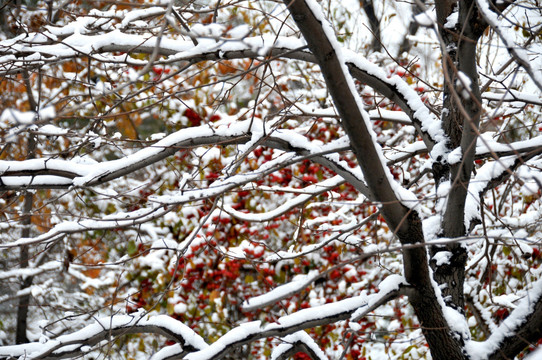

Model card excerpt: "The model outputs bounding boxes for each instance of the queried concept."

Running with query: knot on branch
[430,246,468,312]
[432,155,450,184]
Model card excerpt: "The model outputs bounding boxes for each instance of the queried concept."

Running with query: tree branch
[0,33,440,150]
[1,286,402,360]
[476,277,542,360]
[282,1,467,359]
[0,313,208,360]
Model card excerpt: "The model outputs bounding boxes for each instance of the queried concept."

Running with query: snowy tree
[0,0,541,359]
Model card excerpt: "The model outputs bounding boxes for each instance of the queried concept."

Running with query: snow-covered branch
[224,176,345,223]
[0,312,208,360]
[271,332,329,360]
[474,0,542,91]
[0,120,366,193]
[0,278,404,360]
[168,279,403,360]
[0,25,440,150]
[1,1,540,358]
[465,151,542,228]
[0,261,61,281]
[0,204,169,248]
[467,277,542,360]
[0,133,368,249]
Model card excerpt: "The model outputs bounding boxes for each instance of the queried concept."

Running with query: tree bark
[15,70,37,344]
[433,0,484,313]
[360,0,381,52]
[282,1,467,359]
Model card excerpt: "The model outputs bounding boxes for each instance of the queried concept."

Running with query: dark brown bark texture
[360,0,381,52]
[283,1,467,359]
[433,0,485,314]
[15,71,38,345]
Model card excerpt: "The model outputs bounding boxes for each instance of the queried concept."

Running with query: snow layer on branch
[0,120,368,248]
[73,121,243,186]
[243,270,321,311]
[476,134,542,155]
[303,0,421,210]
[0,261,61,280]
[429,267,471,342]
[456,71,472,99]
[224,176,344,222]
[0,312,208,358]
[525,346,542,360]
[0,204,166,248]
[351,274,406,320]
[3,23,307,65]
[342,50,445,144]
[475,0,542,91]
[150,343,184,360]
[376,274,404,294]
[37,124,70,136]
[119,7,165,29]
[0,175,73,188]
[482,89,542,106]
[414,9,436,27]
[0,106,55,127]
[265,218,367,262]
[184,288,393,360]
[466,277,542,359]
[465,156,517,227]
[271,331,328,360]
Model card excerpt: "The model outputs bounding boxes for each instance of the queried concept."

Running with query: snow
[428,267,471,343]
[242,270,321,311]
[466,277,542,359]
[0,204,168,249]
[475,0,542,90]
[348,322,362,331]
[0,312,208,358]
[525,345,542,360]
[413,9,436,27]
[448,147,462,165]
[138,249,168,272]
[0,107,56,126]
[0,1,540,359]
[174,302,188,314]
[456,71,472,99]
[368,109,411,124]
[225,176,344,222]
[377,274,405,294]
[491,294,519,309]
[476,134,542,156]
[342,50,446,146]
[151,238,178,250]
[120,7,165,29]
[0,261,61,280]
[227,24,252,39]
[184,292,372,360]
[265,219,368,261]
[482,89,542,106]
[271,331,328,360]
[150,344,184,360]
[191,23,225,38]
[464,156,517,227]
[432,251,452,266]
[300,0,424,211]
[37,124,69,136]
[445,10,458,29]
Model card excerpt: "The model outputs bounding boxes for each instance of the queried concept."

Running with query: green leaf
[127,240,137,256]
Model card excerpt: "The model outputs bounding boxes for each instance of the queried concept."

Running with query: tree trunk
[283,1,468,358]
